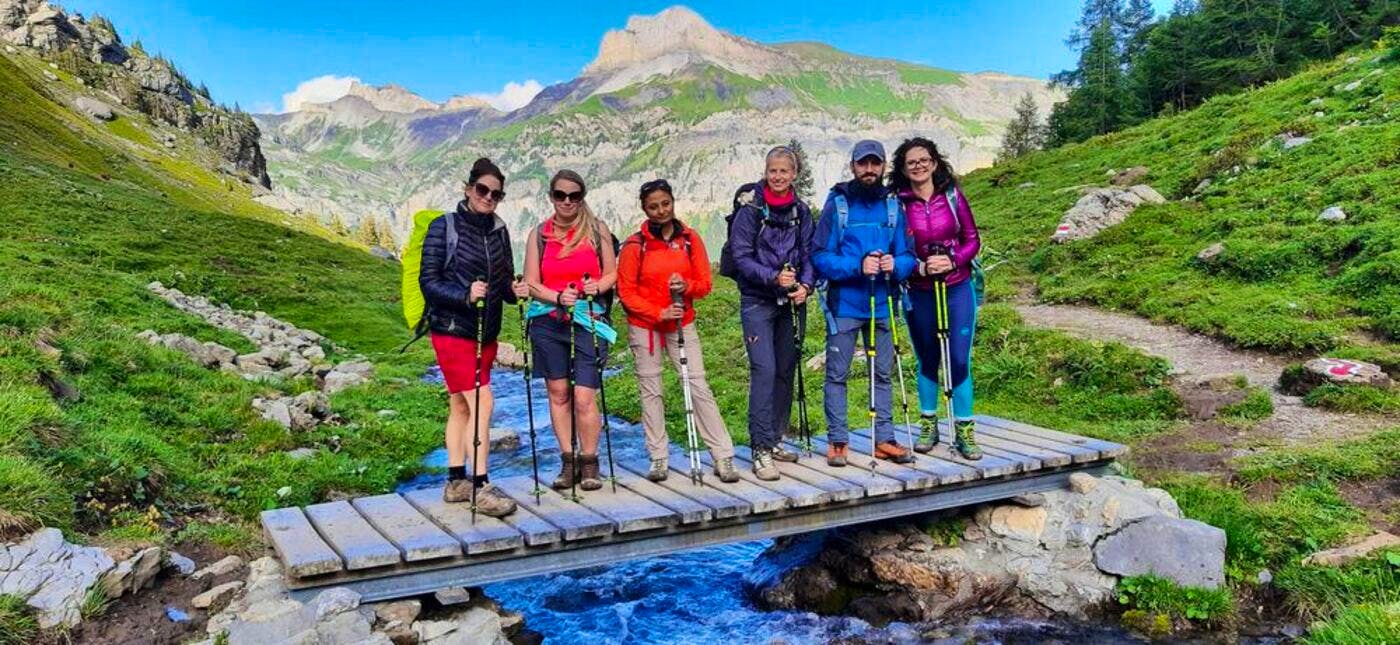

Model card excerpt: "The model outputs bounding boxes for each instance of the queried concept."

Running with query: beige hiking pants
[627,323,735,461]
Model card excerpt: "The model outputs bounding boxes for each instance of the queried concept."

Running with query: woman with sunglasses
[419,157,528,515]
[522,170,618,492]
[891,137,983,460]
[617,179,740,484]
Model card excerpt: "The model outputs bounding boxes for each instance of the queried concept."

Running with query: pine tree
[1048,19,1133,147]
[355,217,379,247]
[787,138,814,202]
[996,93,1044,163]
[1171,0,1198,15]
[1120,0,1156,61]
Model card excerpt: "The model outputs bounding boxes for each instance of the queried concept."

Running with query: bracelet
[555,292,563,306]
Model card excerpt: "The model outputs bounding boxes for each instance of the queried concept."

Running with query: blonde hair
[549,169,600,257]
[765,145,800,173]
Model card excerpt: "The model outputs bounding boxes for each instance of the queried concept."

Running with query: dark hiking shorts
[528,314,608,389]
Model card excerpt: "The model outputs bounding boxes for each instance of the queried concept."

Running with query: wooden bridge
[262,416,1126,602]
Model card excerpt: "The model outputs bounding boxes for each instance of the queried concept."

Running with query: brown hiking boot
[713,456,741,483]
[771,444,800,463]
[552,452,576,490]
[579,454,604,491]
[646,457,669,482]
[474,484,518,518]
[751,449,779,481]
[442,478,473,503]
[875,440,915,464]
[826,442,849,467]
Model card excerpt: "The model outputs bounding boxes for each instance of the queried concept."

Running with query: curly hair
[888,137,957,194]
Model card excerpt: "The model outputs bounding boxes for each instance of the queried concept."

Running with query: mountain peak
[344,82,438,113]
[583,5,788,78]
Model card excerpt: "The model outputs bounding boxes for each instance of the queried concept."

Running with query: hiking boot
[442,478,473,503]
[954,420,983,461]
[915,415,939,453]
[771,444,800,463]
[751,448,780,481]
[713,456,741,483]
[552,452,576,490]
[875,440,916,464]
[578,454,603,491]
[826,442,849,467]
[647,457,669,482]
[474,484,518,518]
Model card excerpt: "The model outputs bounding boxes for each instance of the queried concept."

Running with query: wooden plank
[975,424,1097,464]
[401,487,538,553]
[611,466,718,524]
[801,434,940,491]
[976,415,1127,458]
[304,501,401,571]
[652,447,784,515]
[564,476,682,534]
[734,446,896,500]
[843,428,989,482]
[350,494,461,562]
[974,439,1048,471]
[492,476,614,541]
[697,449,833,507]
[260,508,343,578]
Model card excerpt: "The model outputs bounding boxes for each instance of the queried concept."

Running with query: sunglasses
[550,189,585,203]
[472,183,506,202]
[639,179,672,198]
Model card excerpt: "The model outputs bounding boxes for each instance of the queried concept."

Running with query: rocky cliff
[2,0,270,187]
[256,5,1060,249]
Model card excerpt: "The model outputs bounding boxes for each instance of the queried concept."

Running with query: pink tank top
[539,219,600,292]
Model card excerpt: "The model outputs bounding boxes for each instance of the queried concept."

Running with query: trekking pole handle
[474,276,486,309]
[866,252,882,283]
[782,263,800,294]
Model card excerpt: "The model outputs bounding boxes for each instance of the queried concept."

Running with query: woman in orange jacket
[617,179,739,484]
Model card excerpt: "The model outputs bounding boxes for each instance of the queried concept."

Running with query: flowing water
[400,368,1142,644]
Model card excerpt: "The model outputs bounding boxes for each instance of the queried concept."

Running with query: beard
[850,175,885,203]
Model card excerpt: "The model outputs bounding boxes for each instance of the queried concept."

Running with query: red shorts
[430,333,497,393]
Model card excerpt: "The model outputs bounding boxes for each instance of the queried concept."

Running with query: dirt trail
[1016,304,1397,444]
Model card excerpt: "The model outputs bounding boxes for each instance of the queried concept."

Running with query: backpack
[718,182,762,278]
[535,221,621,315]
[624,225,695,284]
[818,191,902,322]
[943,185,987,306]
[401,209,458,331]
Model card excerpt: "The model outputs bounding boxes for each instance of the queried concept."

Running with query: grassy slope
[0,51,454,545]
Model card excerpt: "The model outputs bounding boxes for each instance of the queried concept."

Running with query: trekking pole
[565,283,580,502]
[516,275,542,505]
[784,263,812,457]
[886,268,915,451]
[672,287,704,486]
[582,273,618,493]
[930,247,957,452]
[470,276,487,524]
[864,253,880,476]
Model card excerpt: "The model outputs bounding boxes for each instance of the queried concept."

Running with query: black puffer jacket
[419,201,517,342]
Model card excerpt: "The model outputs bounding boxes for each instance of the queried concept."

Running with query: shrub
[1116,574,1234,625]
[1219,388,1274,420]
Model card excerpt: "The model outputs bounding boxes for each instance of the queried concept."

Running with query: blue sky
[64,1,1174,113]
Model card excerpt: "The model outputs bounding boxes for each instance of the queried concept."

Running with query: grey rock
[1008,493,1045,507]
[1256,569,1273,585]
[255,398,293,429]
[1300,358,1391,389]
[166,550,196,575]
[1279,134,1312,150]
[1018,182,1037,189]
[306,587,361,620]
[1093,515,1226,589]
[1067,472,1098,495]
[1196,242,1225,264]
[1319,206,1347,222]
[372,599,422,626]
[1110,166,1148,187]
[192,554,243,582]
[369,245,396,260]
[415,619,459,641]
[1052,186,1160,243]
[1,528,116,628]
[1302,531,1400,567]
[41,69,56,81]
[314,605,374,643]
[191,581,243,610]
[323,360,373,394]
[73,96,114,121]
[434,586,471,606]
[377,409,399,418]
[285,447,317,461]
[1192,178,1212,195]
[425,607,505,644]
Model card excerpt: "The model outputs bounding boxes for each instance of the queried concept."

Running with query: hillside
[255,6,1061,248]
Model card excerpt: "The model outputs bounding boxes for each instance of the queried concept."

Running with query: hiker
[418,157,523,516]
[725,146,817,480]
[617,179,740,484]
[892,137,983,459]
[521,170,619,493]
[812,140,918,467]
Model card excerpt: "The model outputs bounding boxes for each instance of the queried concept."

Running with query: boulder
[1052,186,1162,243]
[253,398,293,429]
[1196,242,1225,264]
[305,587,360,620]
[192,554,243,583]
[1068,472,1098,494]
[323,360,374,394]
[167,550,197,576]
[0,528,116,628]
[41,68,55,81]
[1302,531,1400,567]
[1110,166,1149,187]
[99,545,162,597]
[192,581,244,610]
[371,599,422,626]
[494,342,526,369]
[1192,179,1212,195]
[72,96,114,121]
[1298,358,1392,390]
[1319,206,1347,222]
[1092,515,1226,589]
[369,245,396,260]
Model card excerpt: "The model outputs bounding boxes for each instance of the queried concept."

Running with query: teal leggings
[905,280,977,420]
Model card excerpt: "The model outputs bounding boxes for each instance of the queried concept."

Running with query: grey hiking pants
[740,296,799,451]
[823,315,896,444]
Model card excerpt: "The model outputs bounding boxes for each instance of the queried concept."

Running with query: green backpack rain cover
[401,209,450,330]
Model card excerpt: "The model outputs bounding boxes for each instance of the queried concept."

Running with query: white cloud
[472,79,544,112]
[280,74,360,113]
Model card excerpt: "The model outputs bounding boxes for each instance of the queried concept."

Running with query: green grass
[777,72,924,118]
[1218,388,1274,420]
[966,49,1400,362]
[618,142,662,177]
[1115,574,1234,625]
[1235,429,1400,485]
[1305,601,1400,644]
[0,594,38,645]
[105,116,155,148]
[895,63,962,86]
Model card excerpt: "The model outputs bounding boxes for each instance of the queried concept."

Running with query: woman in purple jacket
[727,146,817,480]
[891,137,982,460]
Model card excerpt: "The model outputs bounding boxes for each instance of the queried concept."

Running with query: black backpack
[718,181,765,279]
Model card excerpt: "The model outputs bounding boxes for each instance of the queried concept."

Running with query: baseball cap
[851,139,886,163]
